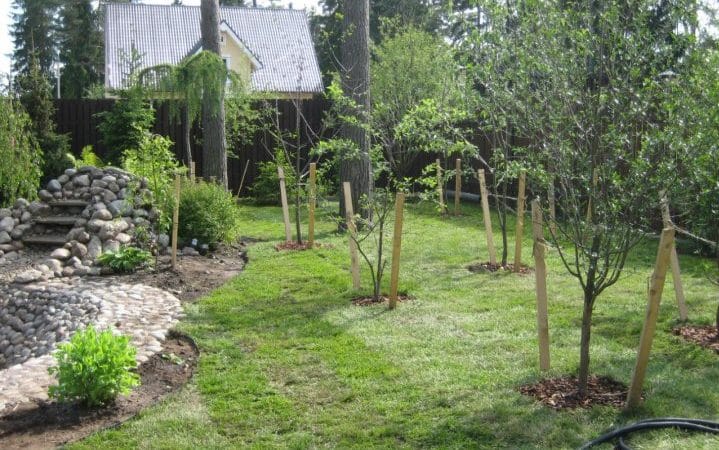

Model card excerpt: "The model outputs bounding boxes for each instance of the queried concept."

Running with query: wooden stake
[308,163,317,248]
[277,166,292,243]
[548,177,557,237]
[389,192,406,310]
[626,227,675,409]
[454,158,461,216]
[171,173,181,269]
[437,158,445,214]
[343,182,361,289]
[532,200,550,371]
[514,171,526,272]
[190,162,196,182]
[478,169,497,266]
[661,193,688,321]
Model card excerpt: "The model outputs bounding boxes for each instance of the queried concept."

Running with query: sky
[0,0,322,77]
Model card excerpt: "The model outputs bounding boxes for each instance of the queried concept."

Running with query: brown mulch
[467,262,533,275]
[519,375,633,410]
[673,325,719,353]
[0,241,250,448]
[274,241,334,251]
[0,332,199,449]
[352,294,412,306]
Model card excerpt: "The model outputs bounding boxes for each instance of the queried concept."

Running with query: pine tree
[58,0,102,98]
[11,0,60,76]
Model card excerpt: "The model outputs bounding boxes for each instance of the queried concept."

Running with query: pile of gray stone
[0,166,170,282]
[0,283,101,369]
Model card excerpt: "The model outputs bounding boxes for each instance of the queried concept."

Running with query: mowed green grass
[70,201,718,449]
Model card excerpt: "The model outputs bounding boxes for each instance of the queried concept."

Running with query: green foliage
[96,85,155,165]
[252,149,297,205]
[67,145,104,168]
[48,325,140,407]
[11,0,58,75]
[16,52,70,178]
[179,179,241,245]
[58,0,102,99]
[123,132,182,234]
[97,245,152,273]
[0,96,42,206]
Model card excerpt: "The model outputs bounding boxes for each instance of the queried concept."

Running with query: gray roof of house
[104,3,323,94]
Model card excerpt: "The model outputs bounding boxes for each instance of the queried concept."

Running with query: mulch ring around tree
[519,375,633,410]
[673,325,719,353]
[0,331,198,450]
[352,294,413,307]
[467,262,533,275]
[275,241,335,251]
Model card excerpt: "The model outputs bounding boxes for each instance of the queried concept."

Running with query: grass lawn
[69,201,718,449]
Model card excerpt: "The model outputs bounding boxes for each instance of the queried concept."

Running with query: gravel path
[0,278,183,412]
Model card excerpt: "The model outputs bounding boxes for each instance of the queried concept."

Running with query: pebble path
[0,278,183,412]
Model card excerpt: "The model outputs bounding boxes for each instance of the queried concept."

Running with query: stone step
[33,216,78,226]
[48,200,89,208]
[22,234,67,246]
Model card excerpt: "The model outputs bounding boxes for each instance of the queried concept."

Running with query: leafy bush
[123,132,183,233]
[67,145,104,168]
[96,85,155,164]
[179,180,241,245]
[48,325,140,407]
[251,149,296,205]
[0,97,42,206]
[97,246,152,273]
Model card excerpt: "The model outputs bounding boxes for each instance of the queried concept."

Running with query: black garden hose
[580,417,719,449]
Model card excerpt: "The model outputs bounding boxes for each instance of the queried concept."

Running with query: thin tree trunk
[578,293,594,396]
[200,0,228,188]
[338,0,373,221]
[295,100,302,244]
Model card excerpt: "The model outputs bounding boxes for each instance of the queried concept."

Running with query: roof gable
[104,4,323,95]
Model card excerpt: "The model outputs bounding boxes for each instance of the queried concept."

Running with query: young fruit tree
[466,0,701,396]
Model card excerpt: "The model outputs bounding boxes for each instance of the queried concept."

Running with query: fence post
[514,170,526,272]
[171,173,181,269]
[626,227,675,409]
[343,182,361,289]
[277,167,292,243]
[437,158,445,214]
[660,192,688,321]
[308,163,317,248]
[478,169,497,266]
[532,200,550,371]
[454,158,461,216]
[389,192,406,310]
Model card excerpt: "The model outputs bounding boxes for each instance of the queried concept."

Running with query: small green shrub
[179,179,241,245]
[251,149,296,205]
[97,246,152,273]
[48,325,140,407]
[67,145,104,168]
[96,85,155,165]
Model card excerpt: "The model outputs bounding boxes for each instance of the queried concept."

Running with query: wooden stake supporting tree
[531,200,550,371]
[586,168,598,224]
[454,158,461,216]
[190,162,196,182]
[389,192,406,310]
[437,158,445,214]
[514,171,526,272]
[660,193,688,321]
[626,227,675,409]
[478,169,497,266]
[308,163,317,248]
[343,182,361,289]
[277,166,292,243]
[548,177,557,237]
[171,173,181,269]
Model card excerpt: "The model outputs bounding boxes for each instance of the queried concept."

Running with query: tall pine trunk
[338,0,373,220]
[200,0,228,188]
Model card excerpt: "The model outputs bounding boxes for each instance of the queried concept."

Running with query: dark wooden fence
[54,98,328,195]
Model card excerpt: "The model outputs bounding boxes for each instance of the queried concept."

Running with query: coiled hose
[580,417,719,449]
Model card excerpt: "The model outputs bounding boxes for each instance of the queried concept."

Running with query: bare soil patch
[352,294,412,307]
[274,241,334,252]
[519,375,632,410]
[0,332,198,449]
[673,325,719,353]
[467,262,533,275]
